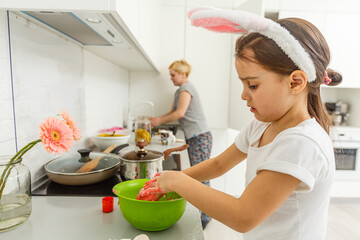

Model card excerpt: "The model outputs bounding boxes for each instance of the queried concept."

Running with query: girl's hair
[169,60,192,77]
[235,18,342,134]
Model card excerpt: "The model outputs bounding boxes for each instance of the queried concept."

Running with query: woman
[150,59,213,228]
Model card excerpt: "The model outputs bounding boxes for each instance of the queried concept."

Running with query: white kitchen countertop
[0,130,203,239]
[1,196,204,240]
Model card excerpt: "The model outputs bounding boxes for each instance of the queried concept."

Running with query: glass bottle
[134,116,152,144]
[0,156,31,232]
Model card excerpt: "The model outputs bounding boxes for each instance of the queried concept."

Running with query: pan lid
[45,149,121,175]
[120,148,164,161]
[119,139,164,161]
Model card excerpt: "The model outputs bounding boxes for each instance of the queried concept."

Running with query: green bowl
[113,179,187,231]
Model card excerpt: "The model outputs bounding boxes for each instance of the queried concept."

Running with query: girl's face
[169,69,186,86]
[235,57,295,123]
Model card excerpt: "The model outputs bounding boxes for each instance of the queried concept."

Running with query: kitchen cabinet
[277,0,328,12]
[278,11,326,33]
[273,0,360,13]
[0,0,160,72]
[228,0,263,131]
[279,6,360,88]
[185,25,232,128]
[115,0,162,69]
[128,1,234,129]
[210,128,246,196]
[323,12,360,88]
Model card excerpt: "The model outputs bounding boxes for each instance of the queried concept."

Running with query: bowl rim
[112,180,185,203]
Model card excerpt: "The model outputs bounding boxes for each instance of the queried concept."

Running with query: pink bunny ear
[188,7,271,33]
[192,17,246,33]
[187,7,317,82]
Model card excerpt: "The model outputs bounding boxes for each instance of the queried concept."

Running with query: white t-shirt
[235,118,335,240]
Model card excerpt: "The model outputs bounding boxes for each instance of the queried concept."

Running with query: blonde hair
[168,60,192,77]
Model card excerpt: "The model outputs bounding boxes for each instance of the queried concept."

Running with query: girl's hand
[136,171,179,201]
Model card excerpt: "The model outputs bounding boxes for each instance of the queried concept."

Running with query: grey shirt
[175,82,209,139]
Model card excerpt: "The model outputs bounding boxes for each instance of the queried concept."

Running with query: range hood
[1,0,159,72]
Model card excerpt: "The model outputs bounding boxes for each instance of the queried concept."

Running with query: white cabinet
[279,10,360,88]
[185,24,232,128]
[116,0,162,68]
[278,11,326,33]
[324,13,360,88]
[210,129,246,196]
[277,0,328,12]
[0,0,160,72]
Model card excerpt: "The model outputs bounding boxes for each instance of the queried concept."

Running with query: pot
[117,140,189,181]
[44,144,129,186]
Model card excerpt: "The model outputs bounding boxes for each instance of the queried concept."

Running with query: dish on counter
[93,134,130,151]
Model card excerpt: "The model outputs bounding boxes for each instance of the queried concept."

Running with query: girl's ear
[289,70,307,94]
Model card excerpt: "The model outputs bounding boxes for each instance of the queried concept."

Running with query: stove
[32,154,181,197]
[31,174,122,197]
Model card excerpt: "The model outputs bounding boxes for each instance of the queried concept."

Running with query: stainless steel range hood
[23,11,112,46]
[1,0,159,72]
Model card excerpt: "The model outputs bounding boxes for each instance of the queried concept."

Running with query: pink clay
[136,173,164,201]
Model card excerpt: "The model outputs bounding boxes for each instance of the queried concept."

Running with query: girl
[140,8,342,240]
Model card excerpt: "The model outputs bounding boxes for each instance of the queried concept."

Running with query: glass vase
[0,156,32,232]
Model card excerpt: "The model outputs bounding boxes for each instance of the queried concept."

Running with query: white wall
[273,0,360,128]
[128,0,233,129]
[0,11,16,155]
[228,0,263,131]
[0,11,130,183]
[83,50,129,137]
[210,128,246,196]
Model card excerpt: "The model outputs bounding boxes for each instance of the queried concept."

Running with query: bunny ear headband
[188,7,317,82]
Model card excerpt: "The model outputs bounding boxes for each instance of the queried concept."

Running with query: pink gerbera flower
[39,116,74,154]
[60,111,81,141]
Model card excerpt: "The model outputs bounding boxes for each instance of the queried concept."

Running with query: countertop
[1,196,204,240]
[1,130,203,239]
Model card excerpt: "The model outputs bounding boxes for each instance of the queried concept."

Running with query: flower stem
[0,165,14,198]
[0,139,41,199]
[0,140,40,183]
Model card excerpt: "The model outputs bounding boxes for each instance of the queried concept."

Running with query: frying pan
[44,144,128,186]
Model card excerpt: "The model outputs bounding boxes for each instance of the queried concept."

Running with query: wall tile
[0,11,16,155]
[0,12,130,184]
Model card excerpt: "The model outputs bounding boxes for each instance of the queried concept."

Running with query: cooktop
[31,154,181,197]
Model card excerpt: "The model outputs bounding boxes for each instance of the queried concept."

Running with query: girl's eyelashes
[239,77,258,90]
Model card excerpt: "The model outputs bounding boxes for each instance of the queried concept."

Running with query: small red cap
[102,196,114,213]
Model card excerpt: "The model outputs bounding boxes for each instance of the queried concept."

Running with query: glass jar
[134,116,152,144]
[0,156,31,232]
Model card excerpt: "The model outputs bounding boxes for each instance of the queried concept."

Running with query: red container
[102,196,114,213]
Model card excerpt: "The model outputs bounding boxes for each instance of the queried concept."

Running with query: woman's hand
[149,117,162,127]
